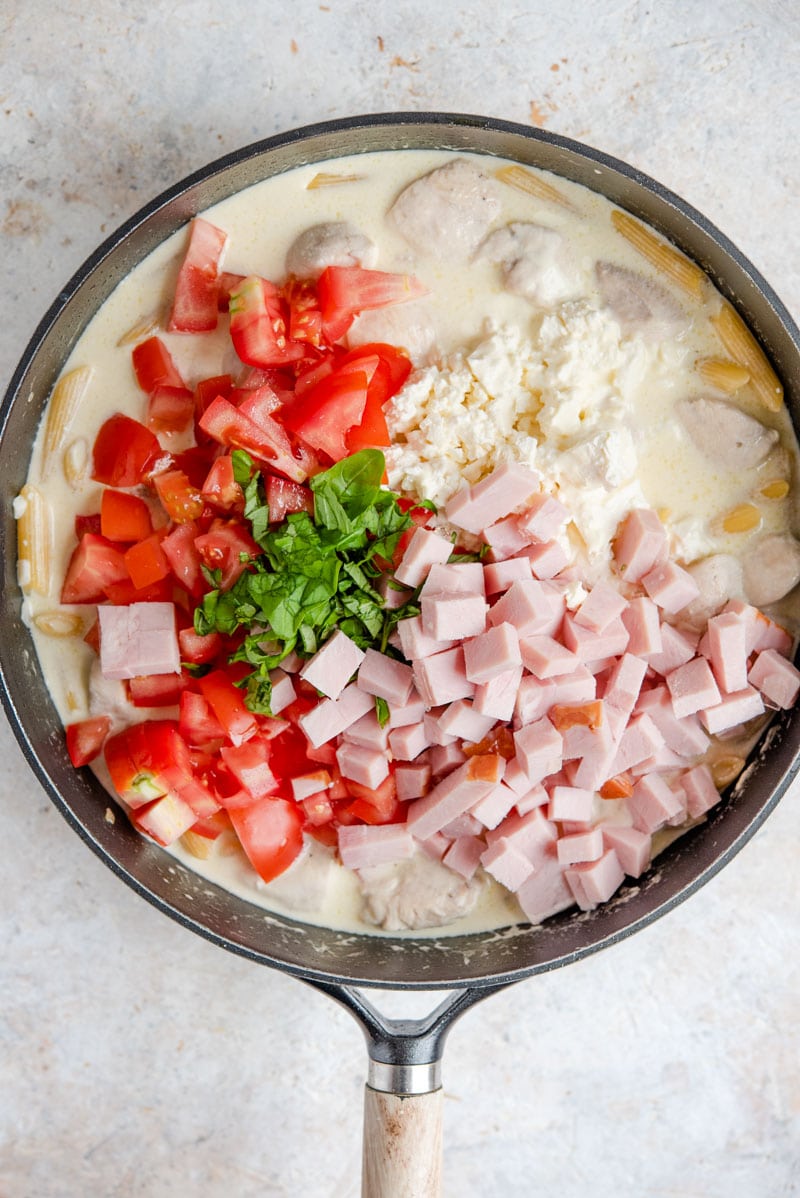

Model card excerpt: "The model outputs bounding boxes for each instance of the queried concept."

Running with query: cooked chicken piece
[742,533,800,607]
[389,159,501,259]
[357,853,484,931]
[477,222,583,307]
[346,300,437,362]
[284,221,378,278]
[678,397,779,471]
[595,260,685,339]
[682,553,744,628]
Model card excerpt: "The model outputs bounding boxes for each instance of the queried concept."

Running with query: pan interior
[2,113,798,989]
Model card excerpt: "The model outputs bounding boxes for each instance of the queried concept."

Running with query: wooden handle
[361,1085,443,1198]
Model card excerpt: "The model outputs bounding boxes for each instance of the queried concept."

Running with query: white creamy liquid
[20,148,800,936]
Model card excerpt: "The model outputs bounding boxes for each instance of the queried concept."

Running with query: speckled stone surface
[2,4,799,1196]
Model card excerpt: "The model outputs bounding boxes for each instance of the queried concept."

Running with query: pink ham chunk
[428,741,467,776]
[357,648,414,706]
[395,761,432,802]
[621,597,663,657]
[627,773,685,833]
[421,591,488,640]
[564,849,625,911]
[636,687,710,757]
[513,717,563,781]
[642,560,701,614]
[396,614,455,661]
[342,708,391,752]
[666,657,721,719]
[338,823,415,870]
[299,683,375,747]
[601,826,651,878]
[550,667,596,706]
[421,561,486,597]
[435,699,497,743]
[522,540,570,580]
[335,741,389,789]
[470,780,518,829]
[514,675,557,725]
[547,785,593,823]
[394,526,452,587]
[482,516,531,560]
[516,493,570,543]
[300,629,365,700]
[474,666,524,722]
[561,614,630,664]
[705,611,749,694]
[699,687,764,735]
[290,770,333,802]
[268,668,297,715]
[611,713,664,774]
[519,635,579,679]
[463,622,522,684]
[613,508,668,582]
[413,646,476,707]
[385,691,427,729]
[487,578,564,637]
[483,557,533,595]
[406,754,505,839]
[556,827,604,865]
[516,854,574,924]
[645,623,697,675]
[603,653,648,721]
[442,835,484,880]
[748,649,800,709]
[445,463,541,534]
[480,838,536,890]
[388,721,432,761]
[98,602,180,680]
[680,764,721,817]
[574,582,628,634]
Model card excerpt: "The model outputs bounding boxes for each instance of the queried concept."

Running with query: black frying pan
[2,113,799,1194]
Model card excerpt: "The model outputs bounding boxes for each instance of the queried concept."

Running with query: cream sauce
[20,148,800,936]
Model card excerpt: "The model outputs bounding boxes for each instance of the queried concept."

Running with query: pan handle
[306,981,509,1198]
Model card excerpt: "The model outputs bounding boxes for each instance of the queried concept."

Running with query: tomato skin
[220,739,280,800]
[229,276,305,368]
[127,671,192,708]
[179,690,226,747]
[178,626,222,665]
[228,796,304,883]
[168,217,228,334]
[100,490,153,543]
[265,475,314,523]
[161,520,205,596]
[61,533,129,604]
[317,266,428,343]
[65,716,111,767]
[147,385,195,434]
[341,773,400,824]
[282,368,369,461]
[131,336,186,392]
[92,414,162,487]
[198,396,308,484]
[201,456,244,514]
[153,469,205,523]
[198,670,258,746]
[194,518,259,590]
[104,719,193,809]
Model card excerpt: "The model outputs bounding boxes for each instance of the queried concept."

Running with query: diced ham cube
[627,773,684,833]
[470,781,518,829]
[406,754,505,839]
[565,849,625,909]
[621,597,663,657]
[483,557,533,595]
[515,782,549,814]
[416,832,450,862]
[488,578,564,637]
[556,827,604,865]
[700,687,765,735]
[502,756,537,798]
[357,648,414,706]
[395,761,432,802]
[561,614,630,663]
[338,823,415,870]
[568,720,619,791]
[396,614,455,661]
[636,687,710,757]
[574,582,628,634]
[680,764,721,818]
[513,676,557,725]
[435,699,497,743]
[335,742,389,789]
[98,602,180,680]
[666,657,721,719]
[521,540,570,580]
[377,575,414,610]
[463,622,522,685]
[300,629,365,701]
[474,666,524,718]
[442,835,484,880]
[343,708,391,752]
[519,635,580,680]
[445,463,541,534]
[601,826,652,878]
[388,721,432,761]
[420,561,486,598]
[413,646,476,708]
[268,668,297,715]
[645,622,697,676]
[750,611,793,656]
[613,508,668,582]
[547,785,593,823]
[386,690,427,728]
[423,708,458,746]
[428,742,467,776]
[487,807,557,857]
[748,648,800,709]
[482,515,532,560]
[602,653,647,720]
[291,770,333,802]
[394,526,452,587]
[705,611,749,694]
[642,560,701,614]
[299,684,375,747]
[612,713,664,774]
[513,717,563,780]
[480,838,536,890]
[516,493,569,542]
[516,854,574,923]
[549,667,597,706]
[421,591,488,640]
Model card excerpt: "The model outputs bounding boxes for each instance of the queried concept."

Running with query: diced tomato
[83,618,100,654]
[161,521,205,596]
[282,368,369,461]
[179,690,226,747]
[228,796,304,883]
[194,518,259,590]
[189,809,233,840]
[342,342,413,398]
[218,272,246,311]
[100,489,153,543]
[75,513,102,539]
[198,395,307,484]
[228,276,306,368]
[104,576,176,606]
[265,721,314,781]
[345,391,390,452]
[305,822,339,848]
[194,373,233,436]
[153,469,205,523]
[61,533,129,604]
[132,792,197,845]
[198,670,258,746]
[316,266,428,343]
[104,720,194,809]
[124,533,171,590]
[65,716,111,767]
[92,414,162,487]
[178,626,222,665]
[220,739,280,800]
[285,277,324,347]
[132,336,186,392]
[265,475,314,523]
[147,385,195,434]
[201,456,244,513]
[127,670,192,708]
[341,773,401,825]
[302,792,335,826]
[168,217,228,333]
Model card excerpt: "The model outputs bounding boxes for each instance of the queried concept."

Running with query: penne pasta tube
[710,302,784,412]
[32,610,84,638]
[696,357,750,394]
[611,209,706,298]
[494,164,575,211]
[41,366,92,478]
[16,483,53,596]
[117,308,165,347]
[306,172,364,189]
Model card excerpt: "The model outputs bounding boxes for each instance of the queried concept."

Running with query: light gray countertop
[2,3,799,1195]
